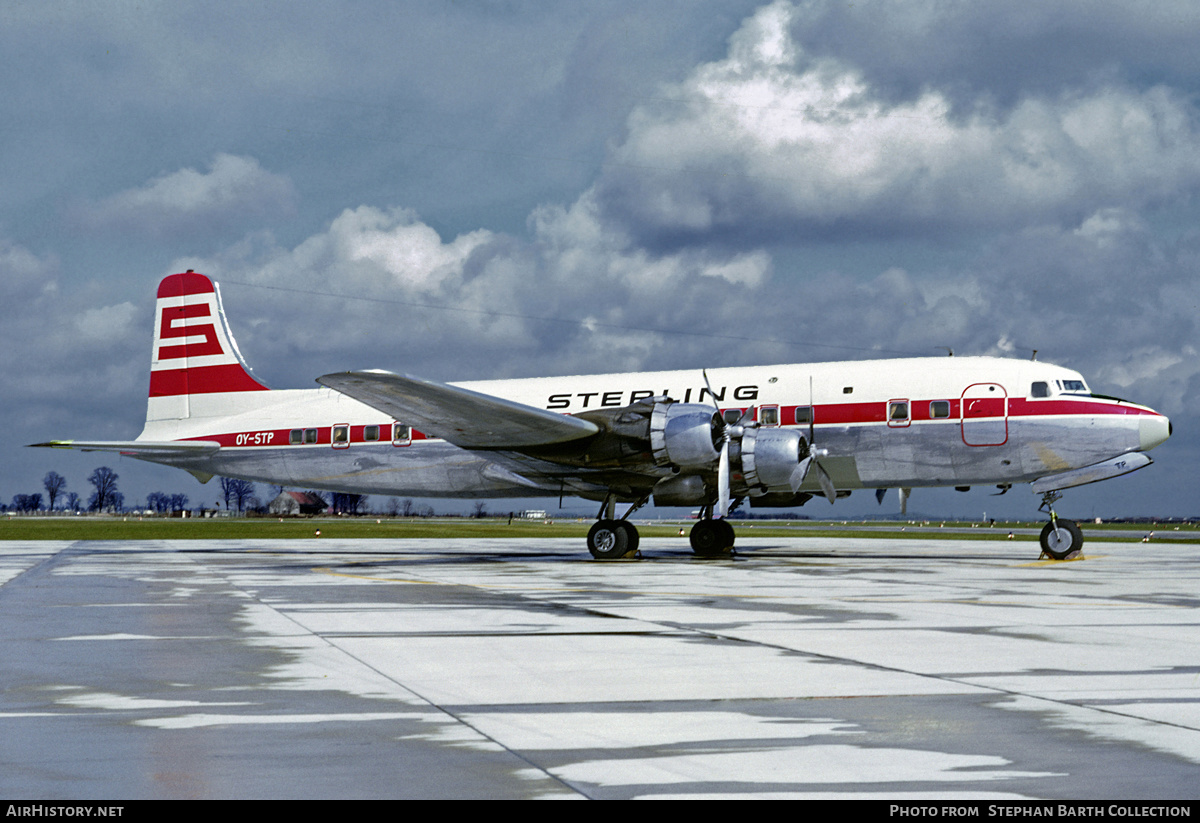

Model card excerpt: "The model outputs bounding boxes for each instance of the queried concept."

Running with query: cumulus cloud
[174,191,787,386]
[78,154,297,238]
[594,1,1200,244]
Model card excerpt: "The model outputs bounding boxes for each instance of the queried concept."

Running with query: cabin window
[759,406,779,426]
[887,400,910,427]
[304,428,318,444]
[393,423,411,446]
[1031,381,1050,398]
[843,387,853,394]
[929,400,951,419]
[794,406,812,425]
[289,429,302,445]
[332,425,349,444]
[364,425,380,442]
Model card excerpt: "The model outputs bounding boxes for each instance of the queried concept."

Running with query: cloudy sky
[4,0,1196,519]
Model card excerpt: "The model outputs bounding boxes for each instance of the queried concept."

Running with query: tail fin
[147,271,269,422]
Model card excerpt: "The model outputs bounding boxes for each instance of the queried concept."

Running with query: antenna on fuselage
[936,347,954,357]
[1031,350,1038,361]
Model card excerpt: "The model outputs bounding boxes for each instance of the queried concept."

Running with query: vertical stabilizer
[147,271,269,423]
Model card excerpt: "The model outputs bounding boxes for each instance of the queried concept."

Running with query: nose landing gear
[1038,491,1085,560]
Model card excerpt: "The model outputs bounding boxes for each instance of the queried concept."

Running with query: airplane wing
[316,370,600,449]
[28,440,222,456]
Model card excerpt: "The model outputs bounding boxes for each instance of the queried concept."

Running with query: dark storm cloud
[784,0,1200,111]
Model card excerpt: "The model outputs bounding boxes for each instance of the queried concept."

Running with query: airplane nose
[1139,414,1171,451]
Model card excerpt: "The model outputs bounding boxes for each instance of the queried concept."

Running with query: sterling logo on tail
[156,303,224,361]
[148,274,269,396]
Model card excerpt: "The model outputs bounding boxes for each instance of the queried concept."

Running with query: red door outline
[961,383,1008,446]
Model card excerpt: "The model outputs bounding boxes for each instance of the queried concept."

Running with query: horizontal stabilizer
[317,370,600,449]
[1031,452,1152,494]
[29,440,221,456]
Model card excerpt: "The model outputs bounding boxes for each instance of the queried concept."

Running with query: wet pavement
[2,535,1198,799]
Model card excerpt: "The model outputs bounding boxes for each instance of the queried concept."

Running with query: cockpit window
[1061,379,1087,392]
[1031,381,1050,398]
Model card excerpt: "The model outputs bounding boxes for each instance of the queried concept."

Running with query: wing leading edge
[316,370,600,449]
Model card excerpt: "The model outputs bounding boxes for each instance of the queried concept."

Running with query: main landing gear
[586,494,646,560]
[586,496,739,559]
[1038,490,1084,560]
[689,503,735,557]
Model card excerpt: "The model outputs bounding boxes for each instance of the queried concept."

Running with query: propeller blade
[812,460,837,504]
[790,456,813,493]
[899,487,910,515]
[702,368,719,411]
[717,439,731,517]
[875,488,887,505]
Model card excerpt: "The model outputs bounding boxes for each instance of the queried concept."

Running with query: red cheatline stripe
[182,426,428,446]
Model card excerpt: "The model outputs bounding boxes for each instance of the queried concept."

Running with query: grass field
[2,516,1196,542]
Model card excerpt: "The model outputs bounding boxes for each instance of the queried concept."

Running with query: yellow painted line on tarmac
[1016,553,1106,567]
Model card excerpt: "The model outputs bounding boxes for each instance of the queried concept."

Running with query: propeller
[703,370,754,518]
[788,376,836,503]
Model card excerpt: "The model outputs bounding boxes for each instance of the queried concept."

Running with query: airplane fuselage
[140,357,1167,502]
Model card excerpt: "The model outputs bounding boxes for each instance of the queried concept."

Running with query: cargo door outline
[961,383,1008,446]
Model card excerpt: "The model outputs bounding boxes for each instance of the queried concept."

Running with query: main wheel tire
[715,519,735,550]
[588,519,632,560]
[1040,519,1084,560]
[618,521,640,555]
[690,520,732,557]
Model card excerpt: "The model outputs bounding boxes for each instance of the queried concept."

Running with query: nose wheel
[1038,491,1085,560]
[1039,518,1083,560]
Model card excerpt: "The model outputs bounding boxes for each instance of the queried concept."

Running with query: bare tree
[330,492,367,515]
[87,467,120,512]
[220,477,256,514]
[10,494,42,513]
[472,501,488,518]
[43,472,66,512]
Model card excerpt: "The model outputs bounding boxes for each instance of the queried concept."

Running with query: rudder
[147,271,269,422]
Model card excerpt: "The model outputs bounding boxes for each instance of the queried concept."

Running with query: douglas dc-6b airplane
[35,272,1172,560]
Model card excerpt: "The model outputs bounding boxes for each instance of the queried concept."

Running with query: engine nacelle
[740,427,807,493]
[649,402,721,470]
[652,475,709,506]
